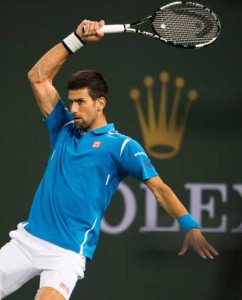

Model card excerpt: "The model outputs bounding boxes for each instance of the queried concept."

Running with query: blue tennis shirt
[24,100,158,259]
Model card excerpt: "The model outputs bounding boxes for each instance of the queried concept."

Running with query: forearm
[27,42,70,117]
[157,182,218,258]
[146,176,201,233]
[28,19,104,86]
[154,183,188,219]
[146,176,188,219]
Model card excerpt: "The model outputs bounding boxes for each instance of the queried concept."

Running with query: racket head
[151,1,221,49]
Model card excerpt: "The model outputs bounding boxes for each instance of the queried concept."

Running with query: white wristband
[62,32,85,54]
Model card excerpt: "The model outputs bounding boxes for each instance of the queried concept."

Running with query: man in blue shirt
[0,19,218,300]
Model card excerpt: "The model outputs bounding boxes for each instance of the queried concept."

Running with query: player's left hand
[178,228,219,259]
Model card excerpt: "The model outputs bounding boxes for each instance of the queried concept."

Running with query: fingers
[178,249,187,256]
[79,19,105,42]
[193,245,209,260]
[179,229,219,260]
[82,20,100,35]
[197,240,219,260]
[192,235,219,260]
[178,240,188,256]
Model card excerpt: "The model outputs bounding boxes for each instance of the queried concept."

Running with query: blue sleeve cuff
[178,214,200,233]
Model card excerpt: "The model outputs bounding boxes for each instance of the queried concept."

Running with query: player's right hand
[76,20,105,43]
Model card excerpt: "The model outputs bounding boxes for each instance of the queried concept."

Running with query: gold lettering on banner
[130,71,198,159]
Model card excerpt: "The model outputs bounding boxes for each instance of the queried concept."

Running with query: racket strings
[152,4,220,47]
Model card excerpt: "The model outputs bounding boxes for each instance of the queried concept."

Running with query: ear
[97,97,106,111]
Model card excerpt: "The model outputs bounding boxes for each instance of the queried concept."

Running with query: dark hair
[66,70,108,100]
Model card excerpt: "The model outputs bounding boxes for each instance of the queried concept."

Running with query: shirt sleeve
[119,138,158,182]
[43,99,73,149]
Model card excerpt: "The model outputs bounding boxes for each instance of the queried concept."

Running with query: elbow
[154,183,173,200]
[146,176,171,198]
[27,68,36,84]
[27,65,44,85]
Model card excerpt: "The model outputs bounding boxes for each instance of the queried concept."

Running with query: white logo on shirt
[134,152,147,157]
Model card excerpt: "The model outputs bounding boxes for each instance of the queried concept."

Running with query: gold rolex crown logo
[130,71,198,159]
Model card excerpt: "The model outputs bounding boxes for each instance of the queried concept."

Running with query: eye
[76,100,84,105]
[68,99,85,106]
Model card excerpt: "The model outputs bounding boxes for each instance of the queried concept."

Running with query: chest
[52,128,120,172]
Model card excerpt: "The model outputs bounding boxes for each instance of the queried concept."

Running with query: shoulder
[106,130,140,146]
[109,131,145,157]
[107,129,138,143]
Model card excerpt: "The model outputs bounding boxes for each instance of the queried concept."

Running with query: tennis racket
[90,1,221,49]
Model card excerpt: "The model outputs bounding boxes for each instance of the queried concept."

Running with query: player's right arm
[27,20,105,118]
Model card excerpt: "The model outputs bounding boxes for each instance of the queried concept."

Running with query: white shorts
[0,223,86,300]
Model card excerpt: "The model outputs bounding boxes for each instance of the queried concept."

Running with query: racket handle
[101,24,130,34]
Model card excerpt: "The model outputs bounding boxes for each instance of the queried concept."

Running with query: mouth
[73,117,82,122]
[73,117,84,129]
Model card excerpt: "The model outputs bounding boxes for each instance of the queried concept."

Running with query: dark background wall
[0,0,242,299]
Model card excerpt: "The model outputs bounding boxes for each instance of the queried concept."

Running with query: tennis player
[0,19,218,300]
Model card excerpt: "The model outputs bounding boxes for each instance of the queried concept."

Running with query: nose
[70,102,78,114]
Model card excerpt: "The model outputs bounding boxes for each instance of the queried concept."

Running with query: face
[68,88,103,130]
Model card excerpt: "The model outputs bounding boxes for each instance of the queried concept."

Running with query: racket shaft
[101,24,129,33]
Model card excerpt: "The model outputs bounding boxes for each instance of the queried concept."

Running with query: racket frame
[150,1,221,48]
[89,1,222,49]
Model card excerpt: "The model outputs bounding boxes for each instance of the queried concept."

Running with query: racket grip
[101,25,129,34]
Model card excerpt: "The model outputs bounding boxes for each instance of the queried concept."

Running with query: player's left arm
[145,176,219,259]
